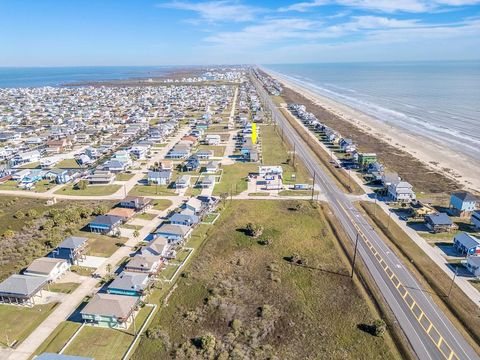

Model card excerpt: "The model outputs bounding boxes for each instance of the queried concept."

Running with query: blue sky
[1,0,479,66]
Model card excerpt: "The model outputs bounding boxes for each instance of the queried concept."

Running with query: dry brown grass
[133,200,398,360]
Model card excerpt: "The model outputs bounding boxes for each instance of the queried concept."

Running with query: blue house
[184,156,200,172]
[450,192,477,217]
[453,232,480,256]
[107,271,150,296]
[89,215,123,235]
[46,169,72,184]
[51,236,88,265]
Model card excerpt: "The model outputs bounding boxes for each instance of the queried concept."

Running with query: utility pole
[293,142,296,169]
[447,266,458,298]
[311,172,316,201]
[351,232,359,278]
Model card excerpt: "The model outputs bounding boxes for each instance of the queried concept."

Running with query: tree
[3,229,14,239]
[27,209,38,218]
[14,210,25,219]
[76,179,88,190]
[220,192,228,204]
[133,229,140,238]
[246,222,264,238]
[372,319,386,337]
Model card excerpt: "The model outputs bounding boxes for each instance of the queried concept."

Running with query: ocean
[264,61,480,161]
[0,66,176,88]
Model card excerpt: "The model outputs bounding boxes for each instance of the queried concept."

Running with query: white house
[205,134,221,146]
[259,166,283,177]
[387,181,416,203]
[23,257,70,282]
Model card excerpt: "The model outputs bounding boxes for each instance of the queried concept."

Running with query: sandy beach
[265,69,480,194]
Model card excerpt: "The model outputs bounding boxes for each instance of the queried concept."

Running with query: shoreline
[264,68,480,194]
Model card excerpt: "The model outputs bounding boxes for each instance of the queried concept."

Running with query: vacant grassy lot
[115,173,135,181]
[0,179,55,193]
[129,185,177,196]
[55,184,121,196]
[152,199,173,211]
[0,302,58,346]
[33,321,81,355]
[133,200,396,359]
[48,282,80,294]
[197,145,226,157]
[57,158,82,169]
[136,212,157,221]
[86,233,128,257]
[279,190,318,197]
[358,201,480,351]
[64,326,133,359]
[261,124,310,185]
[63,306,153,359]
[212,163,257,196]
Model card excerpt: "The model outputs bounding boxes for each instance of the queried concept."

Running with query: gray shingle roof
[108,271,149,292]
[80,293,139,319]
[58,236,88,250]
[0,274,47,297]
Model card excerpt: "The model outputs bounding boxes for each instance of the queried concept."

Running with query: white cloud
[205,18,316,46]
[279,0,480,13]
[279,0,329,12]
[158,1,261,22]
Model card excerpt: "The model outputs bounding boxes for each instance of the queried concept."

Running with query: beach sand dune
[266,70,480,194]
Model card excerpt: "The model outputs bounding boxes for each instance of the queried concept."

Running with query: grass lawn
[153,143,167,147]
[212,163,257,196]
[0,180,20,191]
[63,306,153,360]
[202,213,219,224]
[152,199,172,211]
[55,184,121,196]
[132,200,397,360]
[135,212,157,221]
[160,264,181,281]
[0,180,55,193]
[19,162,40,169]
[70,266,95,276]
[122,224,143,230]
[247,192,269,196]
[33,321,81,355]
[279,190,318,197]
[358,201,480,348]
[184,186,202,197]
[115,173,135,181]
[57,158,82,169]
[48,282,80,294]
[63,326,133,359]
[129,185,177,196]
[0,302,58,347]
[86,234,128,257]
[197,144,226,157]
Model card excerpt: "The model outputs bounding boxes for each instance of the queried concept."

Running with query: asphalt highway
[252,71,479,360]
